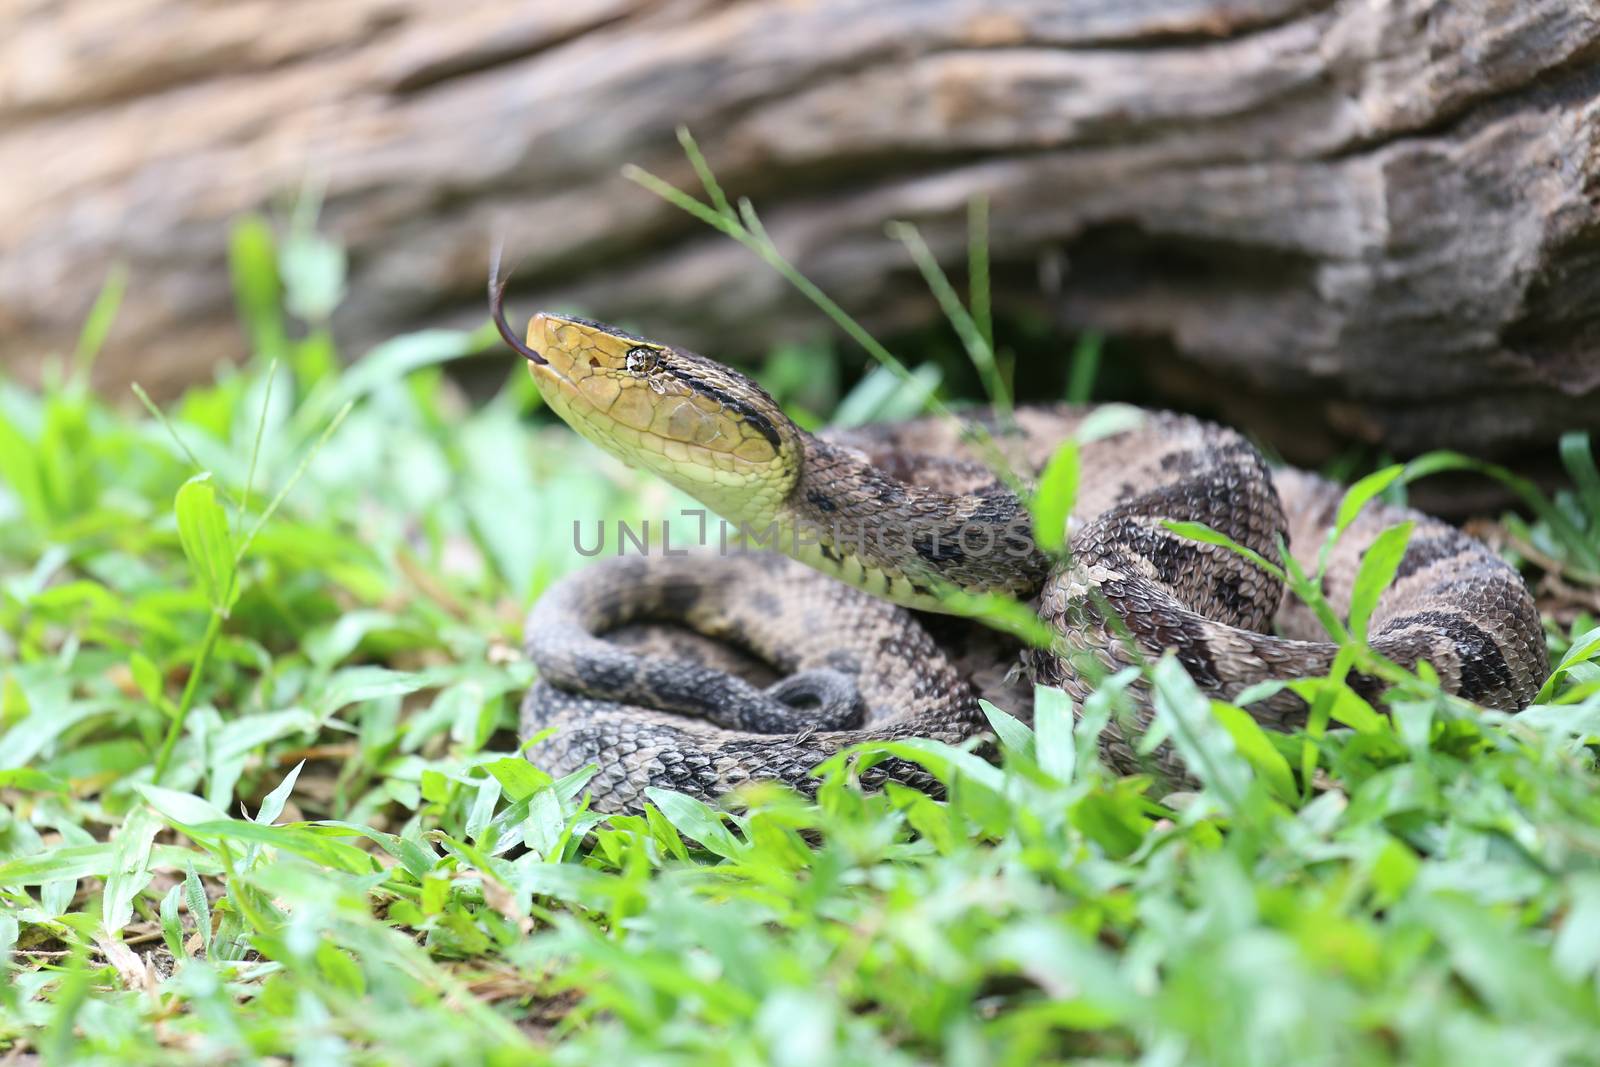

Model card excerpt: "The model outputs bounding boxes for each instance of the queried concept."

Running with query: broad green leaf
[0,410,47,530]
[1074,403,1145,443]
[319,822,437,882]
[1288,678,1386,734]
[840,736,1008,796]
[0,844,222,886]
[1553,876,1600,981]
[988,921,1138,1021]
[183,821,380,875]
[175,475,236,612]
[1369,835,1420,907]
[1069,785,1150,858]
[485,757,553,802]
[255,761,305,825]
[1535,624,1600,704]
[1334,465,1406,534]
[523,788,566,859]
[1150,655,1251,807]
[1034,684,1077,784]
[160,884,186,961]
[229,215,287,359]
[102,807,159,934]
[1030,439,1078,556]
[644,803,691,862]
[1425,893,1599,1024]
[1558,431,1600,521]
[211,709,320,764]
[421,872,450,915]
[644,789,744,859]
[281,230,347,324]
[1210,701,1296,803]
[137,783,230,827]
[184,860,211,957]
[129,652,166,708]
[1163,520,1285,581]
[1348,520,1414,640]
[300,328,492,432]
[313,667,434,719]
[465,776,502,844]
[979,699,1035,761]
[832,363,942,428]
[0,914,16,973]
[420,769,451,805]
[0,768,68,792]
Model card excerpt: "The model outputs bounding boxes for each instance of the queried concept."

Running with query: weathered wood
[3,0,1597,459]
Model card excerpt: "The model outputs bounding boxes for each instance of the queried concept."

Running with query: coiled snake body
[497,307,1547,812]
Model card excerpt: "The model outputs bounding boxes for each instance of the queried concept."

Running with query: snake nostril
[589,356,601,368]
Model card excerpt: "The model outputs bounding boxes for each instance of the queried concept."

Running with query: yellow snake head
[491,274,801,524]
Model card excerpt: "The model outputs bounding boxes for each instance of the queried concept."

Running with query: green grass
[3,193,1600,1066]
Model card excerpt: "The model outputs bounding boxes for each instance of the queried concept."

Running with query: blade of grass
[886,220,1011,416]
[968,196,992,356]
[1065,333,1102,405]
[132,382,242,511]
[677,126,734,220]
[237,359,279,544]
[1558,431,1600,526]
[1031,440,1079,557]
[72,263,128,382]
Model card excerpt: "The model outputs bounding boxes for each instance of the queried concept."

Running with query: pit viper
[493,293,1548,812]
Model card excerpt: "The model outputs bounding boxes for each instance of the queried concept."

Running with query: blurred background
[4,0,1598,480]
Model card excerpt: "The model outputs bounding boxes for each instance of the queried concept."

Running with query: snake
[490,289,1548,813]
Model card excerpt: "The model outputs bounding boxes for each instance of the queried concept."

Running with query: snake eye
[624,346,661,375]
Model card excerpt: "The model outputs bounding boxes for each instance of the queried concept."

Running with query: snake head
[516,311,804,524]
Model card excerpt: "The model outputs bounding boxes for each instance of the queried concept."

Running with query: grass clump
[1,181,1599,1067]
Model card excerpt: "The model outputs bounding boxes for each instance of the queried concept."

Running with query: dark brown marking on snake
[1159,449,1205,474]
[1346,669,1385,703]
[1098,578,1222,688]
[1385,610,1515,700]
[663,365,784,451]
[1212,573,1252,620]
[867,475,909,506]
[1136,527,1207,588]
[969,493,1022,524]
[805,489,838,513]
[1169,628,1223,688]
[1394,533,1470,580]
[912,531,966,564]
[657,581,703,619]
[574,653,634,691]
[561,316,653,344]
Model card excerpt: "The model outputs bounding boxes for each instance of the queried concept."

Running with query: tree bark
[3,0,1597,460]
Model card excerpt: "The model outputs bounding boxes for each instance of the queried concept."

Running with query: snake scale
[493,295,1548,812]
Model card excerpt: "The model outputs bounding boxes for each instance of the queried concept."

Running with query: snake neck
[778,433,1051,610]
